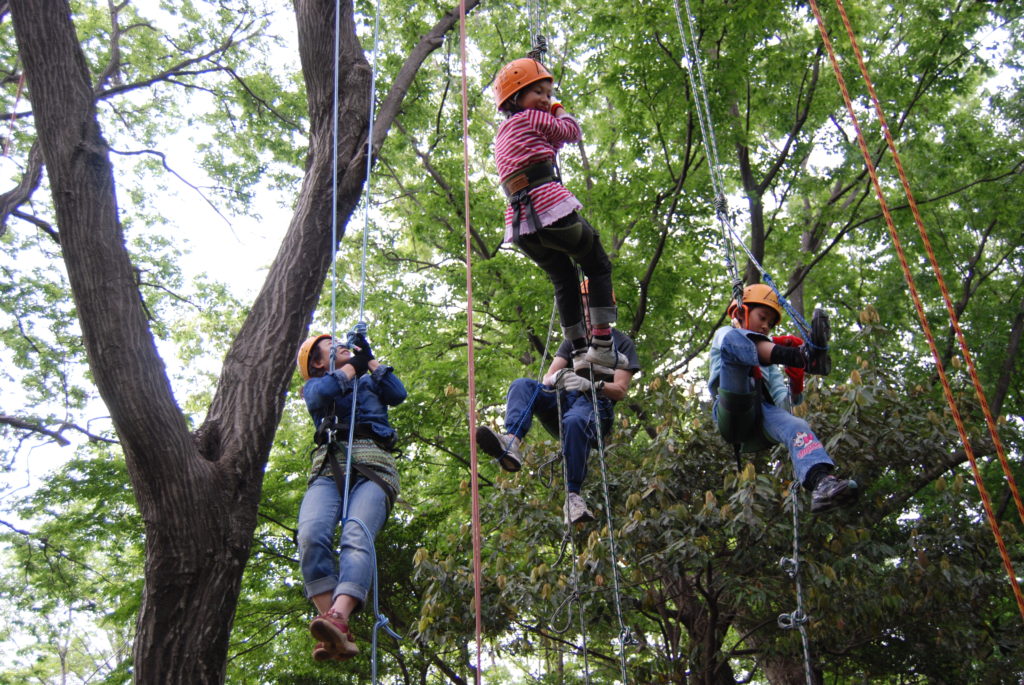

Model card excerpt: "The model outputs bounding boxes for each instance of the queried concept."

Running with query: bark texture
[9,0,477,680]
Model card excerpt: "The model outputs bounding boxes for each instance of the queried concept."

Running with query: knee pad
[716,389,760,445]
[537,219,594,257]
[717,390,777,452]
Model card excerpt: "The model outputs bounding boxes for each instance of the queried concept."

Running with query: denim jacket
[302,364,407,443]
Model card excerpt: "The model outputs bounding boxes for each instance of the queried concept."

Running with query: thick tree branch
[0,141,44,237]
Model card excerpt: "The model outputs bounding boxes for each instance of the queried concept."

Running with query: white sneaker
[564,492,595,524]
[584,337,627,370]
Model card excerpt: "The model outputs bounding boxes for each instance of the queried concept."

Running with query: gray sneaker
[564,492,595,524]
[572,351,614,382]
[584,337,628,370]
[810,474,859,513]
[475,426,522,472]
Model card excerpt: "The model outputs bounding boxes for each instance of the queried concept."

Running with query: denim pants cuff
[305,576,339,600]
[334,581,369,607]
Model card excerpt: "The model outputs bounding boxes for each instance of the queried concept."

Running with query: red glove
[549,102,566,117]
[772,334,804,348]
[785,366,805,395]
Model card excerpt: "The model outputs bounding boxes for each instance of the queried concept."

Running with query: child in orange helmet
[493,57,626,379]
[708,284,858,513]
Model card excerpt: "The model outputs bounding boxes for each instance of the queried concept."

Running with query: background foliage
[1,0,1022,682]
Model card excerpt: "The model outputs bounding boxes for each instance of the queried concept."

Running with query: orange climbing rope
[459,1,485,680]
[807,0,1024,621]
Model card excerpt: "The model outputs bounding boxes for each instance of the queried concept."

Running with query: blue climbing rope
[326,0,399,676]
[673,0,823,349]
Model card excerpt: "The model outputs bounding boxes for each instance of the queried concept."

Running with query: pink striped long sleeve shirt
[494,108,583,243]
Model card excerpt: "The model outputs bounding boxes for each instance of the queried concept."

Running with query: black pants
[515,212,614,332]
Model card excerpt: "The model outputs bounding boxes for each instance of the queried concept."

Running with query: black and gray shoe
[802,308,832,376]
[810,474,859,514]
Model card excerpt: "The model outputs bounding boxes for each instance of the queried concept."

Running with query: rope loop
[777,608,808,630]
[547,588,580,634]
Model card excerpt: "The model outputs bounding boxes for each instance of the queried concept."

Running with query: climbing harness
[807,0,1024,620]
[502,161,562,241]
[777,482,814,685]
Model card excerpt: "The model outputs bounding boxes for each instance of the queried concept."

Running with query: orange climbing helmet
[727,283,782,322]
[296,334,332,381]
[493,58,553,110]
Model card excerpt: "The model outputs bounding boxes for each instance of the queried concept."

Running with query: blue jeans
[714,328,833,486]
[504,377,613,493]
[297,475,388,607]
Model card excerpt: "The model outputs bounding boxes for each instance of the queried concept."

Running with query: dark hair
[499,94,525,118]
[308,339,328,378]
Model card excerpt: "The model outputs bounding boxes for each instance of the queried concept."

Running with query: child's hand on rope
[772,334,804,348]
[785,366,805,395]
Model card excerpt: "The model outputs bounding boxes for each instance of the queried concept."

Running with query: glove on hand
[344,352,370,377]
[549,102,566,117]
[785,366,805,395]
[553,368,593,393]
[772,334,804,348]
[349,332,374,360]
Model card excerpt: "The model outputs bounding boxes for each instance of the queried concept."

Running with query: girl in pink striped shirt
[493,57,628,377]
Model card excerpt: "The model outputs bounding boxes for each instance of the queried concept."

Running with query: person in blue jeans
[709,283,858,513]
[294,332,406,663]
[477,283,641,524]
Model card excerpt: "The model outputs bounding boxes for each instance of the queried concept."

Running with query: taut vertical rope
[458,1,485,680]
[552,390,593,683]
[587,381,632,684]
[325,0,399,678]
[777,482,814,685]
[828,0,1024,531]
[807,0,1024,621]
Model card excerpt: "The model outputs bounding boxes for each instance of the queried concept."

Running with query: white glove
[553,368,593,393]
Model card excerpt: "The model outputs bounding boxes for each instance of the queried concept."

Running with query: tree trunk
[9,0,476,680]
